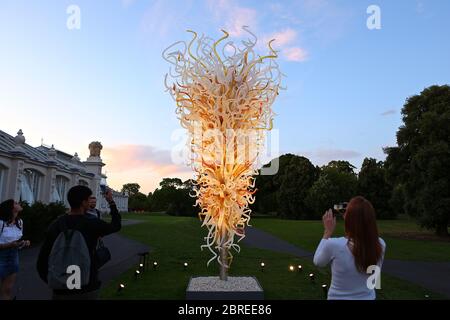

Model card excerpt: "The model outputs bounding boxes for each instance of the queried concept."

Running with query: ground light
[117,283,125,293]
[309,273,315,283]
[322,284,328,299]
[297,265,302,272]
[260,262,265,272]
[134,270,140,280]
[184,262,188,270]
[139,263,144,272]
[153,261,158,270]
[289,265,295,272]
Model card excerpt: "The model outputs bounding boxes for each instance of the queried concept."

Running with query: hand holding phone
[104,188,114,203]
[333,202,348,216]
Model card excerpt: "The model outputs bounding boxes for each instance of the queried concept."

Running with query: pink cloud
[102,144,192,193]
[283,47,308,62]
[264,28,297,47]
[206,1,308,63]
[207,0,257,36]
[273,29,297,46]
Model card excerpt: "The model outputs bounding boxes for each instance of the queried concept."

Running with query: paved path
[243,227,450,298]
[15,219,149,300]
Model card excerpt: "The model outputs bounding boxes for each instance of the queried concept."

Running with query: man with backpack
[36,185,121,300]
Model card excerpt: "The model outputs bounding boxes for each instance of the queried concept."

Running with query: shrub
[19,201,67,244]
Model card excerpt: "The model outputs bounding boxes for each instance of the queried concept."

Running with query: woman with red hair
[313,196,386,300]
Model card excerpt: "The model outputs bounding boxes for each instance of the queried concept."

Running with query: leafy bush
[19,201,67,244]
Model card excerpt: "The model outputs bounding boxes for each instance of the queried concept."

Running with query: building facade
[0,129,128,212]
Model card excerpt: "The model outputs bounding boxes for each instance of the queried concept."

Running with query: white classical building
[0,129,128,212]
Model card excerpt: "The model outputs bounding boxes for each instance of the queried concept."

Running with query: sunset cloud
[102,144,192,194]
[270,28,297,47]
[261,28,308,63]
[283,47,308,62]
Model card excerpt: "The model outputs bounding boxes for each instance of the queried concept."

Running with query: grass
[251,218,450,262]
[100,214,446,300]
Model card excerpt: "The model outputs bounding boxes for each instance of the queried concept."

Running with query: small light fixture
[153,261,158,270]
[289,265,295,272]
[322,284,328,298]
[297,265,302,272]
[139,263,144,271]
[117,283,125,293]
[260,262,265,272]
[134,270,140,280]
[309,273,315,282]
[184,262,188,270]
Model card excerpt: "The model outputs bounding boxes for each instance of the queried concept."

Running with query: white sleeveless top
[0,220,23,244]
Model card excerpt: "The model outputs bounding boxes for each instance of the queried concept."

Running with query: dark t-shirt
[36,203,121,294]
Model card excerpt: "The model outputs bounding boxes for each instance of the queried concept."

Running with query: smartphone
[333,202,348,216]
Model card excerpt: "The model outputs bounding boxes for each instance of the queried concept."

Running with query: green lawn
[101,214,445,300]
[251,218,450,262]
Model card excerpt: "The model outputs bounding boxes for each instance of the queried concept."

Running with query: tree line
[123,85,449,236]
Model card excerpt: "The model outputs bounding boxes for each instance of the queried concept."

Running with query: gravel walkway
[187,276,263,292]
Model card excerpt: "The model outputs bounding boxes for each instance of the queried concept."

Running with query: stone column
[44,145,58,204]
[9,159,24,202]
[83,141,105,209]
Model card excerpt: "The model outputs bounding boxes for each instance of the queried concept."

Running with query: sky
[1,0,449,194]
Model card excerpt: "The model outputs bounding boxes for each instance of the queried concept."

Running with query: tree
[166,179,199,216]
[121,183,141,197]
[159,178,183,189]
[128,192,149,211]
[250,153,296,213]
[327,160,356,174]
[252,154,300,214]
[306,163,358,218]
[357,158,394,219]
[277,155,318,219]
[150,178,198,216]
[384,146,409,216]
[384,85,450,236]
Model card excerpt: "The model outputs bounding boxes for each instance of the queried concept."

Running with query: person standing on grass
[37,185,121,300]
[313,196,386,300]
[0,200,31,300]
